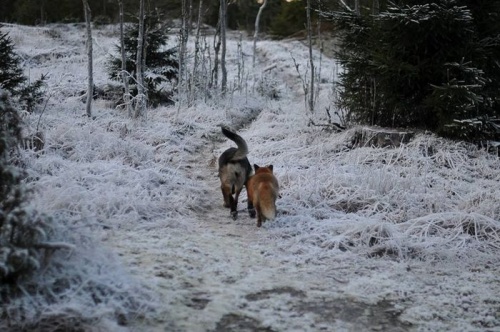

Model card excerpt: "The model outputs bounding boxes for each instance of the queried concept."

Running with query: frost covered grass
[2,22,500,331]
[255,126,500,260]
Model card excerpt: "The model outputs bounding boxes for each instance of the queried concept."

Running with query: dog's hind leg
[230,187,242,220]
[246,183,256,218]
[221,184,232,208]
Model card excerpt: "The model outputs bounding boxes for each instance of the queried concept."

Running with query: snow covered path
[108,132,411,332]
[105,35,499,332]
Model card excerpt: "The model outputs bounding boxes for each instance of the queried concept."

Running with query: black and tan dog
[218,127,255,220]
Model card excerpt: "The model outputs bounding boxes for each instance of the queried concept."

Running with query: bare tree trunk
[306,0,314,113]
[40,0,47,25]
[118,0,132,117]
[179,0,187,87]
[178,0,191,111]
[252,0,268,68]
[187,0,193,36]
[372,0,380,15]
[191,0,204,105]
[211,21,221,89]
[315,14,322,108]
[220,0,227,94]
[135,0,146,118]
[337,0,353,11]
[355,0,360,15]
[237,32,244,91]
[83,0,93,118]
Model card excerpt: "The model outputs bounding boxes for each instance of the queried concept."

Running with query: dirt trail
[107,131,410,332]
[106,39,412,332]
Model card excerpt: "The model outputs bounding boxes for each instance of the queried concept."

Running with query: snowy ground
[2,22,500,331]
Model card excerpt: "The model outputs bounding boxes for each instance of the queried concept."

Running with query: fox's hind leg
[256,210,263,227]
[254,203,263,227]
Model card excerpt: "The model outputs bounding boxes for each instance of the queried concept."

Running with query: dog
[247,164,279,227]
[218,127,254,220]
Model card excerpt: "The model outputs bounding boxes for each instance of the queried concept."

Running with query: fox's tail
[260,202,276,220]
[221,127,248,161]
[258,185,277,220]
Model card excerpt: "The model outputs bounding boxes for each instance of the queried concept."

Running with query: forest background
[1,0,500,330]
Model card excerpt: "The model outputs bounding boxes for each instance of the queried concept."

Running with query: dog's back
[218,127,253,219]
[247,164,279,227]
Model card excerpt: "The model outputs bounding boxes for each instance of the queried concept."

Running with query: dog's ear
[268,165,273,172]
[254,164,260,171]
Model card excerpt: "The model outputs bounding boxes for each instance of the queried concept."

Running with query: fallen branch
[34,242,76,250]
[263,63,277,72]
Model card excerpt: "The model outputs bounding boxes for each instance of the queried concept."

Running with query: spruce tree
[0,90,51,285]
[0,26,46,113]
[331,0,500,142]
[0,29,26,93]
[107,21,179,107]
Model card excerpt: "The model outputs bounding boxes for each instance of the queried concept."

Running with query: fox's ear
[268,165,273,172]
[254,164,260,171]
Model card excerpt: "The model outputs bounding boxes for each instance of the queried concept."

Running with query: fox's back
[249,170,279,202]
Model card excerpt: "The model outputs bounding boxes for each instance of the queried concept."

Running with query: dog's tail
[221,126,248,161]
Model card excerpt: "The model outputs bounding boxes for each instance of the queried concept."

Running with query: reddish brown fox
[247,164,279,227]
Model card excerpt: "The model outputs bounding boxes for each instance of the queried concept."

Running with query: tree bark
[192,0,204,103]
[83,0,93,118]
[372,0,380,15]
[40,0,46,25]
[178,0,191,110]
[118,0,132,117]
[252,0,268,68]
[135,0,146,118]
[220,0,227,94]
[211,21,221,89]
[306,0,314,113]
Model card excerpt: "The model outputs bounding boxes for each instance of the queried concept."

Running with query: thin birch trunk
[237,33,244,90]
[191,0,204,105]
[118,0,132,117]
[306,0,314,113]
[338,0,353,11]
[178,0,190,111]
[372,0,380,15]
[135,0,146,118]
[40,0,46,25]
[252,0,268,68]
[83,0,93,118]
[220,0,227,94]
[211,21,221,89]
[315,14,322,108]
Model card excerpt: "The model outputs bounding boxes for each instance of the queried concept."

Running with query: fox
[218,126,255,220]
[247,164,279,227]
